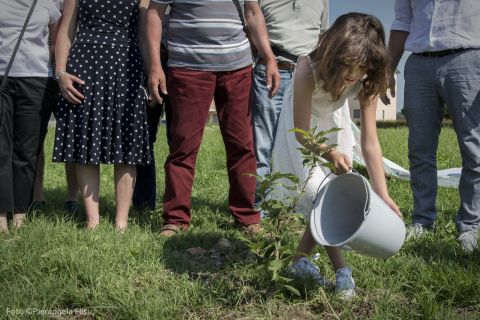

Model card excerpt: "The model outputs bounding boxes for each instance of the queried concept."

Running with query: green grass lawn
[1,125,479,319]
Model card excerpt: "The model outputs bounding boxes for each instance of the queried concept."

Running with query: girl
[272,13,402,299]
[54,0,151,230]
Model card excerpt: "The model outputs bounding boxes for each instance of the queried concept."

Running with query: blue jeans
[404,49,480,233]
[252,63,294,179]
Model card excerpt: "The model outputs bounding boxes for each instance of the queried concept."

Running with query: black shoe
[64,201,79,214]
[31,201,46,211]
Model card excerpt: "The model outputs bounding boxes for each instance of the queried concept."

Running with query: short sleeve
[321,0,329,32]
[52,0,64,12]
[48,1,62,24]
[391,0,412,32]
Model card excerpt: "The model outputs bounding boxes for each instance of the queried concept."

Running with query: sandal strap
[161,224,185,233]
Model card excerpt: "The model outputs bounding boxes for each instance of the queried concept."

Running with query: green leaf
[276,275,294,283]
[271,271,278,281]
[260,244,275,258]
[242,173,257,178]
[282,284,301,297]
[323,162,336,172]
[289,128,309,136]
[289,213,306,222]
[315,127,342,137]
[268,259,284,272]
[298,148,311,156]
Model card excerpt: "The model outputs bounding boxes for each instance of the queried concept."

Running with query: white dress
[271,55,362,218]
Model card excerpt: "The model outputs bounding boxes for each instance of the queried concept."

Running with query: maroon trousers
[163,66,259,227]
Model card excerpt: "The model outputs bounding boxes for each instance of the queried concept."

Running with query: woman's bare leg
[114,164,136,231]
[76,164,100,229]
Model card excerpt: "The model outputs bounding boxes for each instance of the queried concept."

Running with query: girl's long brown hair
[310,12,389,105]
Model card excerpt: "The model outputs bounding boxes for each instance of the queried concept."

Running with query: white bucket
[309,172,406,259]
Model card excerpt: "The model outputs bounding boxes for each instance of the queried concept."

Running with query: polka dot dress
[53,0,150,165]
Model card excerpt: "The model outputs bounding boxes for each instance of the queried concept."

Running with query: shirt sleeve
[391,0,412,32]
[53,0,64,12]
[48,1,62,24]
[321,0,329,32]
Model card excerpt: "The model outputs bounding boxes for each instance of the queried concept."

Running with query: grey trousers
[404,49,480,233]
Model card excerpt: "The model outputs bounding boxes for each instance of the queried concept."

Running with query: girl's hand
[381,194,402,218]
[325,150,352,175]
[58,72,85,104]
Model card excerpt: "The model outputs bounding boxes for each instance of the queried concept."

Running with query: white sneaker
[406,223,429,241]
[458,230,479,254]
[335,267,356,300]
[287,257,331,287]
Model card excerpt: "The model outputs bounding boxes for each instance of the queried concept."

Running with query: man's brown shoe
[242,223,264,237]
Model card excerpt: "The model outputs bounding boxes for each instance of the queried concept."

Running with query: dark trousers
[133,49,170,211]
[40,81,60,136]
[132,101,171,210]
[163,66,259,227]
[0,77,55,212]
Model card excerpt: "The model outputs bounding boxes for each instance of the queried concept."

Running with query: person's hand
[380,72,396,105]
[147,95,157,108]
[325,150,352,175]
[148,67,168,105]
[265,58,281,98]
[381,194,402,218]
[141,86,157,108]
[58,72,85,104]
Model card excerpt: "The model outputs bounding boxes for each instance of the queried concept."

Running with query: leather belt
[415,48,468,57]
[258,57,296,71]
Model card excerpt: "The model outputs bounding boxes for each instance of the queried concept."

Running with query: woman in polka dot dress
[54,0,151,230]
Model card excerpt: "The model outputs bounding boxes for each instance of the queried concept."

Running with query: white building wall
[348,94,397,121]
[348,76,397,121]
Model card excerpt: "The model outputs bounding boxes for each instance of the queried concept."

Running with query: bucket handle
[311,170,371,217]
[362,177,371,217]
[312,171,334,205]
[350,169,371,217]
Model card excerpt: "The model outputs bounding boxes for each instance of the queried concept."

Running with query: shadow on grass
[35,186,249,234]
[128,194,233,232]
[162,232,251,275]
[31,186,120,228]
[402,236,480,266]
[190,195,231,216]
[160,231,276,307]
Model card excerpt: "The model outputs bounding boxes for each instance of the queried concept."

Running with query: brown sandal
[241,223,265,237]
[160,224,187,237]
[13,213,26,229]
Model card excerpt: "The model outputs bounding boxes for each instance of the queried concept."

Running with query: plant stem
[320,288,340,320]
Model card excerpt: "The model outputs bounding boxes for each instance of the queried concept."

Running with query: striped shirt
[152,0,257,71]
